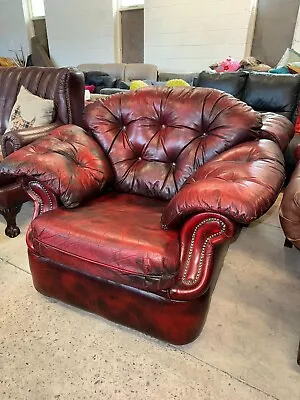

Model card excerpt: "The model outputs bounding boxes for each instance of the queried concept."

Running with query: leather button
[162,124,166,129]
[172,163,176,167]
[138,157,142,161]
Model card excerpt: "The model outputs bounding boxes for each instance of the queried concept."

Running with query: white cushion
[6,86,55,132]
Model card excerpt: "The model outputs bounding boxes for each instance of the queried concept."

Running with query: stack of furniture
[78,63,158,98]
[0,67,84,237]
[0,87,292,343]
[194,71,300,177]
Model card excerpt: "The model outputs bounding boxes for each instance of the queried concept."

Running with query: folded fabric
[269,67,290,74]
[84,71,116,93]
[277,48,300,68]
[288,64,300,74]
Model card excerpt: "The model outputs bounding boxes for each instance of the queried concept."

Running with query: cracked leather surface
[85,87,263,201]
[29,192,180,291]
[0,125,114,208]
[259,112,294,151]
[0,88,289,291]
[161,139,285,228]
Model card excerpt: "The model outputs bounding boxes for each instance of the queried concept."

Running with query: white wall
[292,5,300,53]
[0,0,30,58]
[44,0,115,67]
[145,0,256,72]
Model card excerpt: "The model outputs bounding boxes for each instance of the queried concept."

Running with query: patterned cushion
[6,86,55,133]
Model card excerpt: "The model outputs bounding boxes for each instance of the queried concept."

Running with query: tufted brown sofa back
[85,87,262,200]
[0,67,85,135]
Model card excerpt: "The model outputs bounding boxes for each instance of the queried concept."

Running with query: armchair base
[28,243,229,344]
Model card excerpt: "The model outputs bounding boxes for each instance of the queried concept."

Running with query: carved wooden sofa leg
[0,204,22,238]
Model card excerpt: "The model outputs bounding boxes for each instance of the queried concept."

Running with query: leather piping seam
[28,181,54,213]
[31,237,178,280]
[181,217,226,286]
[29,250,175,300]
[64,70,72,123]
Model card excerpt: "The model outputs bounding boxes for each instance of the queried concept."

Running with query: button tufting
[161,124,166,129]
[138,157,142,161]
[172,163,176,167]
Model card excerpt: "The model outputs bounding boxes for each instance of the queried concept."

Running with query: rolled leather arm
[0,124,114,208]
[280,145,300,249]
[259,112,294,151]
[170,212,235,301]
[161,139,285,228]
[2,121,62,157]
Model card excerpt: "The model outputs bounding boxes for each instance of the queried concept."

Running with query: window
[30,0,45,18]
[120,0,144,8]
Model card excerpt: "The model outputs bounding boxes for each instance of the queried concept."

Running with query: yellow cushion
[130,80,149,91]
[165,79,190,88]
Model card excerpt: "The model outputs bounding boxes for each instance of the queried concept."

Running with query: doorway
[252,0,300,66]
[121,7,144,63]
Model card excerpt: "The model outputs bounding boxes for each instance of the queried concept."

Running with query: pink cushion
[85,85,95,93]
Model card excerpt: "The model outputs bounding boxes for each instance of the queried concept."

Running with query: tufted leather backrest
[0,67,85,135]
[85,87,262,200]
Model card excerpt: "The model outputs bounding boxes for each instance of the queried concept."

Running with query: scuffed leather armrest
[259,112,294,151]
[161,140,285,228]
[279,162,300,249]
[0,124,114,208]
[2,121,62,157]
[169,212,235,301]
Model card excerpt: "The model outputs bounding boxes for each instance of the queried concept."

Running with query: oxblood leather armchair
[0,67,84,237]
[0,87,291,344]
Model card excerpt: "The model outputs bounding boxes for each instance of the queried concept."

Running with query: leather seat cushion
[30,192,180,293]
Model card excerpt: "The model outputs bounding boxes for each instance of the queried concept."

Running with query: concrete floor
[0,197,299,400]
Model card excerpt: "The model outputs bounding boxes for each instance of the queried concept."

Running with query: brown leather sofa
[0,87,292,343]
[280,144,300,249]
[0,67,84,237]
[279,144,300,366]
